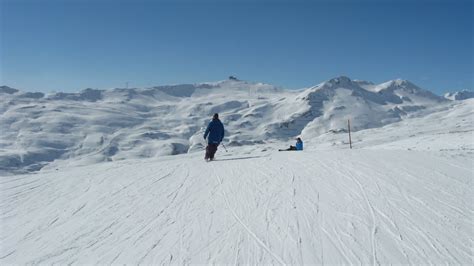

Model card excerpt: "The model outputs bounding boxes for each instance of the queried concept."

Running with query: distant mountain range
[0,77,469,173]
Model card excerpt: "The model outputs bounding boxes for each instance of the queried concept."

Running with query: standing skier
[204,113,225,161]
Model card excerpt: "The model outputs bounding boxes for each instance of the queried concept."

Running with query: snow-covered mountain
[270,77,446,139]
[444,89,474,100]
[0,76,450,174]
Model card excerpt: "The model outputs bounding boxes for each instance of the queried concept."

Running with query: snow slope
[1,99,472,264]
[309,99,474,154]
[0,77,450,174]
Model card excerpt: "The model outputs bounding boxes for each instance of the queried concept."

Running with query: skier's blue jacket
[296,140,303,150]
[204,119,225,145]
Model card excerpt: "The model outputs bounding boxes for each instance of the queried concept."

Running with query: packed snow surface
[1,97,473,264]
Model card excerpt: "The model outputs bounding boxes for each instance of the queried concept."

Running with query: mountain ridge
[0,76,445,98]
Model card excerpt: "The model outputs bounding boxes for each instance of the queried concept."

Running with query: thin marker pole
[348,119,352,149]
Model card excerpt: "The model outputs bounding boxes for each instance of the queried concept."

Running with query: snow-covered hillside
[0,77,451,174]
[445,89,474,100]
[1,99,472,264]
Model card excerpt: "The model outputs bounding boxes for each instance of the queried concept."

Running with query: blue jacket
[296,140,303,150]
[204,119,225,144]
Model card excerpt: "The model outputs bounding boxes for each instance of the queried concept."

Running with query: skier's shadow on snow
[214,155,266,161]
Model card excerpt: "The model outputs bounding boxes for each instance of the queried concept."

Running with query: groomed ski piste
[1,99,472,264]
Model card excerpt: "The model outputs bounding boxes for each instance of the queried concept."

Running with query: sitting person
[279,137,303,151]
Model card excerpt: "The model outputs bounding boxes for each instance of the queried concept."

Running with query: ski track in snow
[1,147,472,264]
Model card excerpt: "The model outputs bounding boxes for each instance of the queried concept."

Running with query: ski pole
[221,143,228,152]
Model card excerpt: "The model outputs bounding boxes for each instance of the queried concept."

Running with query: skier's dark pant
[278,145,297,151]
[205,144,218,160]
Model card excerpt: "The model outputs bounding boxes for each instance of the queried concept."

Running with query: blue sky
[1,0,472,94]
